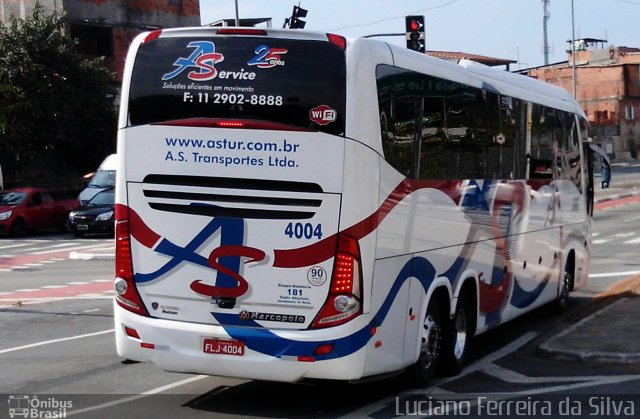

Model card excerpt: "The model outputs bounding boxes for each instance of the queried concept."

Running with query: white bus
[114,27,595,385]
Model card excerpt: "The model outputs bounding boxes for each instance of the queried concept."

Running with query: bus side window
[528,104,554,180]
[379,99,414,178]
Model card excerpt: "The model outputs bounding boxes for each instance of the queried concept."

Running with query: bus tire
[441,288,474,375]
[410,298,442,387]
[553,269,573,313]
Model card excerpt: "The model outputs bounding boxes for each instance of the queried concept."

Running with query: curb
[594,189,640,204]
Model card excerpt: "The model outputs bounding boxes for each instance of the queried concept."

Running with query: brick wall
[528,60,640,159]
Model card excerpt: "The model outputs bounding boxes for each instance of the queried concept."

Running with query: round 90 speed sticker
[307,266,328,286]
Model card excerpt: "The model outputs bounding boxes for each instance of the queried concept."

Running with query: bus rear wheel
[441,289,474,375]
[411,298,442,386]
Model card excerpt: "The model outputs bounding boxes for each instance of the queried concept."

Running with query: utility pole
[234,0,239,26]
[542,0,550,65]
[571,0,577,98]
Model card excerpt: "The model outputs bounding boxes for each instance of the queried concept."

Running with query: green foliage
[0,3,117,178]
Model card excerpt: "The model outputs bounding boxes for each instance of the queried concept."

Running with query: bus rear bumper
[114,303,369,382]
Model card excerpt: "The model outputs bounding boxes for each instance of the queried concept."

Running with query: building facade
[1,0,200,81]
[521,39,640,160]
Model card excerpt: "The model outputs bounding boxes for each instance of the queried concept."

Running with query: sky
[199,0,640,70]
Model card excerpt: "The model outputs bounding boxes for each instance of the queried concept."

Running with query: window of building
[69,24,113,57]
[625,106,635,120]
[594,110,609,123]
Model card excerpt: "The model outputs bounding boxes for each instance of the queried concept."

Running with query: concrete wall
[62,0,200,28]
[1,0,63,25]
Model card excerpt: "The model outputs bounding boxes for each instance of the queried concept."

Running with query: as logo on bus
[247,45,288,68]
[309,105,337,125]
[162,41,224,82]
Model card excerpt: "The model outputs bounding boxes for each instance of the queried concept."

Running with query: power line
[330,0,465,32]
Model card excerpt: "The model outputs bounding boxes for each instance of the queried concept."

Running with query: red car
[0,187,79,236]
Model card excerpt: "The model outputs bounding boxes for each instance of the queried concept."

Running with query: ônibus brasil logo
[162,41,224,82]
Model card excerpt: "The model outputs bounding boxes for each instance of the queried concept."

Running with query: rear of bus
[114,28,371,381]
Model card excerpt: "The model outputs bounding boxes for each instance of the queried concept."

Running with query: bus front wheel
[553,270,573,313]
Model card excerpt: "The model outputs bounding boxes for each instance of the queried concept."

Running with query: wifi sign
[309,105,337,125]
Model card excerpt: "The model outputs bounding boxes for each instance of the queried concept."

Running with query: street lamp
[235,0,239,26]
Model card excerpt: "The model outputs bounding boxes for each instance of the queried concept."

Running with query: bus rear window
[128,36,346,136]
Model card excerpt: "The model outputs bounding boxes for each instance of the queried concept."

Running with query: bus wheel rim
[453,307,468,360]
[421,314,440,369]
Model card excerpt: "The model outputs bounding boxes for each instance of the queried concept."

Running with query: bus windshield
[128,36,346,136]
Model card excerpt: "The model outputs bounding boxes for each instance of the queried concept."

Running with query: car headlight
[95,211,113,222]
[0,210,12,221]
[68,212,75,221]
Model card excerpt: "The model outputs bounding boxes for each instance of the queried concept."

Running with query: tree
[0,3,117,180]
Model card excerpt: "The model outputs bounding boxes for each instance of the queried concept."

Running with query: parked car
[68,189,115,237]
[78,154,117,205]
[0,187,80,236]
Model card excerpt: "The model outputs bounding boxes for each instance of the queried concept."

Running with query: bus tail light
[310,235,362,329]
[142,29,162,43]
[326,33,346,50]
[154,118,313,132]
[115,207,149,317]
[216,28,267,36]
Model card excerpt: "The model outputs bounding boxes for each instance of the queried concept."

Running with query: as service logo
[162,41,224,81]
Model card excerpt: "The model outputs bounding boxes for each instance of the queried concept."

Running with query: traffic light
[405,15,425,53]
[288,5,307,29]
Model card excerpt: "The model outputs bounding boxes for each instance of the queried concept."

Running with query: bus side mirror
[587,143,612,188]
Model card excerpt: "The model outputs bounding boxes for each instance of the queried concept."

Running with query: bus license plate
[203,338,244,356]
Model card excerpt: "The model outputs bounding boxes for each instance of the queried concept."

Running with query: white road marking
[589,270,640,278]
[0,329,115,354]
[67,375,209,417]
[0,243,30,250]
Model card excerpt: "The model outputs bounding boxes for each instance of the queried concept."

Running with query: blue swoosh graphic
[510,276,550,308]
[213,257,437,360]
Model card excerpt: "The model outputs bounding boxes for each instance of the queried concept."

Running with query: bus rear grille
[142,174,323,220]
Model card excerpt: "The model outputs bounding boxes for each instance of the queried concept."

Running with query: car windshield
[0,191,27,206]
[89,170,116,189]
[87,189,115,206]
